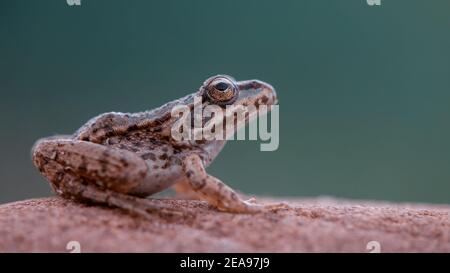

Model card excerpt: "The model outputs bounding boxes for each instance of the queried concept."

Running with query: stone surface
[0,196,449,252]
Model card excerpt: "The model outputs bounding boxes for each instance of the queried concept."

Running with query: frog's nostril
[215,82,229,91]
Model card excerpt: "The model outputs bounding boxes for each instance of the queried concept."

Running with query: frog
[32,75,288,218]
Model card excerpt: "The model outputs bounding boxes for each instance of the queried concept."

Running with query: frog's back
[100,130,223,196]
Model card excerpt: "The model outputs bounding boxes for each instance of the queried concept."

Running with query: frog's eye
[203,76,239,105]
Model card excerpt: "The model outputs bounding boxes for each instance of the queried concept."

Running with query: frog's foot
[260,201,292,212]
[213,200,291,214]
[241,199,292,213]
[63,179,187,220]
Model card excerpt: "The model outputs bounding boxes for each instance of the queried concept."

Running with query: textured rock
[0,196,449,252]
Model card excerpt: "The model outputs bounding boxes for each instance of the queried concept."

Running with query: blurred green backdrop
[1,0,449,204]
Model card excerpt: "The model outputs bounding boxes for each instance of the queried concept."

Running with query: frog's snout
[236,79,278,107]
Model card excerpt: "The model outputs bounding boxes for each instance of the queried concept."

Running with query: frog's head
[167,75,278,161]
[199,75,278,109]
[173,75,277,162]
[192,75,278,140]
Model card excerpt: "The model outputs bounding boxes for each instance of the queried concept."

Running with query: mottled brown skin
[32,75,287,218]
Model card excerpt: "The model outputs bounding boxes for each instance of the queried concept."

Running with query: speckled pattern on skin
[0,197,449,252]
[31,75,287,218]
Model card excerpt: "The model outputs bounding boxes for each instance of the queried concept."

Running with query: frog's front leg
[181,154,289,213]
[32,138,182,219]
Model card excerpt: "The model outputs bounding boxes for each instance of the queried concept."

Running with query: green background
[1,0,449,204]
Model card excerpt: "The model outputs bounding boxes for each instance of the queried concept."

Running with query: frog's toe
[263,201,292,212]
[239,199,292,213]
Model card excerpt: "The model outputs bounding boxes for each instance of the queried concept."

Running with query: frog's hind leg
[32,138,181,219]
